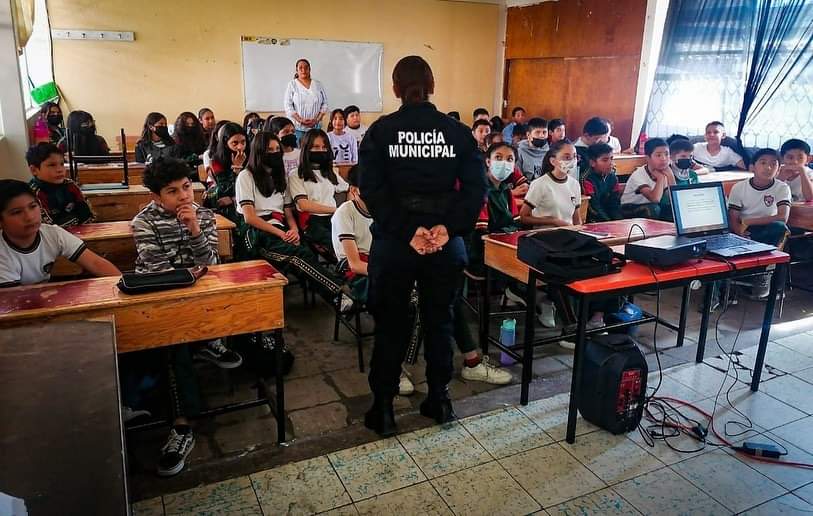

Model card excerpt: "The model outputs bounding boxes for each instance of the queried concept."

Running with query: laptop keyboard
[704,234,751,251]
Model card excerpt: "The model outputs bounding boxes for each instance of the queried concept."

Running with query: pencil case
[117,266,208,294]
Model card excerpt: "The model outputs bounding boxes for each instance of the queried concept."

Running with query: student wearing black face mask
[669,138,703,186]
[266,116,300,176]
[287,129,349,253]
[39,102,65,144]
[135,112,178,164]
[58,110,110,156]
[173,112,208,157]
[236,131,347,303]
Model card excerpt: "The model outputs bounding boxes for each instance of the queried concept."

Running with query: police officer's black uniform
[359,101,487,435]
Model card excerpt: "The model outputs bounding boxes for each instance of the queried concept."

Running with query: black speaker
[578,334,648,434]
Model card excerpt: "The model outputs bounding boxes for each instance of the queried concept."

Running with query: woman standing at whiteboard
[284,59,328,143]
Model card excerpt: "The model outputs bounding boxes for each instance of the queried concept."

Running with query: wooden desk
[85,184,204,222]
[52,214,236,276]
[76,162,145,185]
[613,154,647,176]
[699,171,752,195]
[789,201,813,231]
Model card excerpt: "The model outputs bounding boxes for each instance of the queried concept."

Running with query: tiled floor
[134,333,813,515]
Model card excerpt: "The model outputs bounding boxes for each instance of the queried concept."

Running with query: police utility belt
[399,193,452,216]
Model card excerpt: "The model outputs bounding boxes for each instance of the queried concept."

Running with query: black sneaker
[157,427,195,477]
[194,339,243,369]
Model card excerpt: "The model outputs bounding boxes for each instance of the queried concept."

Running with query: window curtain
[11,0,35,51]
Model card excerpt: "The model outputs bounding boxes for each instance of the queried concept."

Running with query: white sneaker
[340,294,354,313]
[399,371,415,396]
[559,340,576,350]
[461,356,513,385]
[538,301,556,328]
[503,286,526,307]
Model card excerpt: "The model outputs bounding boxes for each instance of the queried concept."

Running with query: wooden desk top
[83,183,204,197]
[613,155,647,176]
[0,261,285,320]
[485,218,675,248]
[66,213,235,240]
[699,171,752,183]
[77,162,145,171]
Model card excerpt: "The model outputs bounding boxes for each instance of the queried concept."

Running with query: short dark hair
[486,142,516,159]
[547,118,565,132]
[511,106,525,116]
[472,119,491,131]
[473,107,489,119]
[751,148,780,162]
[143,157,193,194]
[490,116,504,132]
[587,143,614,161]
[644,137,669,156]
[527,117,548,131]
[669,138,694,155]
[780,139,811,156]
[343,105,360,118]
[0,179,35,213]
[512,124,528,138]
[666,133,690,146]
[347,165,360,187]
[447,111,460,121]
[705,121,725,131]
[26,142,62,167]
[583,117,611,136]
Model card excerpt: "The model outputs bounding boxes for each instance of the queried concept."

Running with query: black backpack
[517,229,624,283]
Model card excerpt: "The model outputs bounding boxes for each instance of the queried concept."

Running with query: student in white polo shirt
[621,138,676,220]
[693,121,746,170]
[778,139,813,202]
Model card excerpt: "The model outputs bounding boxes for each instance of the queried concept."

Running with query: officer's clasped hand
[410,225,449,255]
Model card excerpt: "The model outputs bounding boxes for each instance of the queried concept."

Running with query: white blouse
[284,78,329,132]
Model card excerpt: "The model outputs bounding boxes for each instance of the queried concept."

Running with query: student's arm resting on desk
[741,203,790,227]
[190,209,219,266]
[519,203,569,227]
[801,170,813,202]
[639,175,667,203]
[75,249,121,277]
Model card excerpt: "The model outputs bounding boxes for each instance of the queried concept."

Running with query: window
[18,0,53,112]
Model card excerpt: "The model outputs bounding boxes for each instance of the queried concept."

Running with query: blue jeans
[295,124,322,145]
[748,221,788,247]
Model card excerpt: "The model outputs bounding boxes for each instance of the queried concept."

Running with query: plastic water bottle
[499,319,517,366]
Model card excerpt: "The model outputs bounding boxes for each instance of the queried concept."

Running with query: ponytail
[392,56,434,105]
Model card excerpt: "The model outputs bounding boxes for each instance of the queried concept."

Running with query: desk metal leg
[520,269,537,405]
[676,286,690,348]
[274,329,286,444]
[696,284,714,363]
[480,267,491,355]
[751,263,785,391]
[566,295,590,444]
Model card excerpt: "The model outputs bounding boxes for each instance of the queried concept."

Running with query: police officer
[359,56,487,436]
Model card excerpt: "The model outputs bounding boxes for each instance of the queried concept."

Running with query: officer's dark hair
[583,117,611,136]
[542,139,576,175]
[587,143,614,161]
[473,107,489,119]
[644,137,669,157]
[666,133,690,146]
[213,122,247,170]
[669,138,694,155]
[447,111,460,120]
[511,106,525,117]
[751,148,780,163]
[780,139,811,157]
[327,108,346,132]
[143,157,192,194]
[294,58,311,79]
[527,117,548,131]
[392,55,434,104]
[512,124,528,139]
[0,179,36,214]
[298,129,339,185]
[246,131,286,197]
[347,165,361,188]
[490,116,504,132]
[486,142,516,159]
[472,119,491,132]
[547,118,565,133]
[264,116,294,136]
[26,142,62,168]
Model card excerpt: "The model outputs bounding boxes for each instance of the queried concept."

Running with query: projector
[625,235,706,267]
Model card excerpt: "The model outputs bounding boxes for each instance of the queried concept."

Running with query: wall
[0,0,32,180]
[504,0,647,148]
[47,0,500,145]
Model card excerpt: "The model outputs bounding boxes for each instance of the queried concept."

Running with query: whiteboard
[241,37,383,113]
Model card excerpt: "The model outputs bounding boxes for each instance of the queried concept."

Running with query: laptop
[670,182,775,258]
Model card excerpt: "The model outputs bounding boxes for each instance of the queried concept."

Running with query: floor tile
[671,449,785,513]
[646,373,707,402]
[499,443,606,508]
[759,374,813,415]
[772,417,813,455]
[793,367,813,385]
[460,407,553,459]
[740,493,813,515]
[163,476,262,516]
[354,482,451,515]
[318,504,359,515]
[132,497,164,516]
[561,432,664,485]
[548,488,641,516]
[432,461,541,516]
[794,482,813,504]
[771,332,813,358]
[740,344,813,374]
[614,467,731,516]
[695,388,806,433]
[724,432,813,491]
[627,425,722,466]
[251,455,351,515]
[517,392,599,441]
[396,422,491,479]
[665,363,746,398]
[328,438,426,501]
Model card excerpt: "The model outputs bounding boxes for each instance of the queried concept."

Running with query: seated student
[237,132,349,309]
[327,109,359,166]
[605,119,623,154]
[669,138,703,186]
[574,117,612,180]
[728,148,791,298]
[511,123,528,148]
[548,118,566,146]
[198,108,217,146]
[693,121,746,170]
[620,138,675,220]
[343,105,368,144]
[243,112,262,139]
[0,179,118,287]
[778,139,813,202]
[473,107,490,122]
[266,116,301,176]
[173,112,208,158]
[490,116,505,134]
[582,143,622,222]
[202,120,229,182]
[485,131,504,148]
[133,157,244,477]
[288,129,349,253]
[472,119,491,153]
[205,122,246,223]
[516,117,549,181]
[39,101,65,145]
[26,143,94,227]
[502,106,527,142]
[58,110,110,156]
[135,112,178,164]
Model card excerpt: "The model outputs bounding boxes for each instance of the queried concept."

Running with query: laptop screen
[671,182,729,236]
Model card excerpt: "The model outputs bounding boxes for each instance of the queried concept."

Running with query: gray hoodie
[516,140,549,182]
